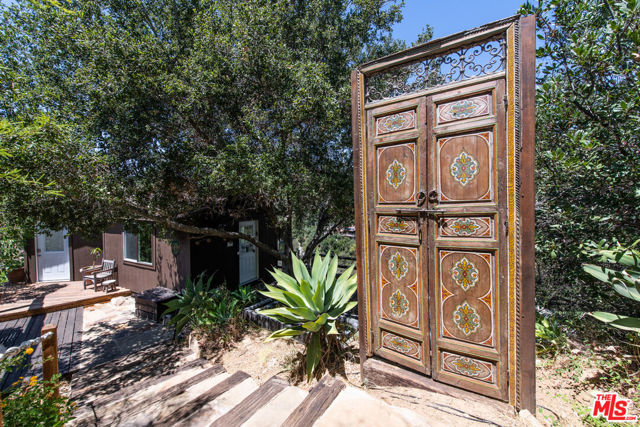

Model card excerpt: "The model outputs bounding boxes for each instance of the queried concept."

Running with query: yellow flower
[25,347,34,355]
[11,380,19,387]
[28,376,37,387]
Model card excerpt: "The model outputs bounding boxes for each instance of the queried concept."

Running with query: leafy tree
[519,0,640,317]
[0,0,404,263]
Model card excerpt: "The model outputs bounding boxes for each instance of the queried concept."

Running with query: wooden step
[281,375,346,427]
[86,364,227,426]
[210,376,289,427]
[151,370,252,427]
[242,385,308,427]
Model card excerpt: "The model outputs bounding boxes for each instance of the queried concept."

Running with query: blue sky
[392,0,526,43]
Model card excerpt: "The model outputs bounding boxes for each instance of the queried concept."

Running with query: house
[23,217,278,293]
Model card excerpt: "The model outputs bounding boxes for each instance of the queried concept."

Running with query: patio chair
[82,259,117,292]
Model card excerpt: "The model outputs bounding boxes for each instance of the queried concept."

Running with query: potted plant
[5,263,25,284]
[90,247,102,267]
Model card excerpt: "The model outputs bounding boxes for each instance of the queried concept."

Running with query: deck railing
[0,324,59,427]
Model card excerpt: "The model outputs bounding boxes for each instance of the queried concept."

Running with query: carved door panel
[364,81,508,399]
[365,98,430,374]
[354,16,536,409]
[427,80,508,400]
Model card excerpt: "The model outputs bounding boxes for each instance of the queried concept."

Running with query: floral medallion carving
[388,251,408,280]
[452,257,479,291]
[379,216,417,235]
[453,301,480,335]
[389,335,412,353]
[450,100,478,119]
[451,356,483,376]
[386,159,407,189]
[450,151,478,186]
[442,352,494,382]
[376,111,416,134]
[389,289,409,318]
[386,217,409,233]
[449,218,480,236]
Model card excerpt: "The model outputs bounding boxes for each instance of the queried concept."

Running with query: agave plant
[258,252,357,380]
[583,240,640,333]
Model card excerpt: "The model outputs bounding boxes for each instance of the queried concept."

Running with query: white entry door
[238,220,258,285]
[37,229,70,282]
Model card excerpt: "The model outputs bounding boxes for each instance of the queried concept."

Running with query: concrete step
[242,385,308,427]
[115,370,240,427]
[73,364,226,426]
[71,341,193,405]
[314,386,430,427]
[70,358,211,424]
[178,373,260,426]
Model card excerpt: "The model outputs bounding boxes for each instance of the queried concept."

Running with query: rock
[110,296,129,306]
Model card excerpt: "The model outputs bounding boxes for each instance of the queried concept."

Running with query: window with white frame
[123,228,153,265]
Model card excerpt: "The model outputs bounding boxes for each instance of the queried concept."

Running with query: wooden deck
[0,281,131,322]
[0,307,83,390]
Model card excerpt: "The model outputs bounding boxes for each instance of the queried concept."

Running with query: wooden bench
[101,279,117,293]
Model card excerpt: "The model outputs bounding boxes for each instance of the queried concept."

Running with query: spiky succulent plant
[258,252,357,380]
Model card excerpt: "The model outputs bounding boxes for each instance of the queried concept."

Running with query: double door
[365,78,508,400]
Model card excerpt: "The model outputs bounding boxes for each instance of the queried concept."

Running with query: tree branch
[125,201,283,261]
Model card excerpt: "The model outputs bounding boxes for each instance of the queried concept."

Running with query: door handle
[416,190,427,207]
[427,190,438,203]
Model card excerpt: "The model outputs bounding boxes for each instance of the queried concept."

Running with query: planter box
[6,268,26,284]
[134,286,178,322]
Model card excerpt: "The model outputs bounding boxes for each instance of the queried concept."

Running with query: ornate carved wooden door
[352,16,536,410]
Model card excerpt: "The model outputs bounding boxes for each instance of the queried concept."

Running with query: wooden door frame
[351,15,536,411]
[36,229,72,283]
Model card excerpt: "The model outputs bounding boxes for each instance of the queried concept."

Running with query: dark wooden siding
[102,224,190,294]
[25,238,36,284]
[70,234,102,281]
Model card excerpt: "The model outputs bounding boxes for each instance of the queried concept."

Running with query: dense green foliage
[583,240,640,333]
[259,252,357,380]
[0,0,404,262]
[520,0,640,319]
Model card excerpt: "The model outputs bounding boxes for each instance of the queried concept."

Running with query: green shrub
[258,252,357,381]
[233,284,258,308]
[535,314,567,357]
[582,240,640,333]
[163,274,243,337]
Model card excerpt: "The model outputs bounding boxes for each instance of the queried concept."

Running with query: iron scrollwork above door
[365,34,506,104]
